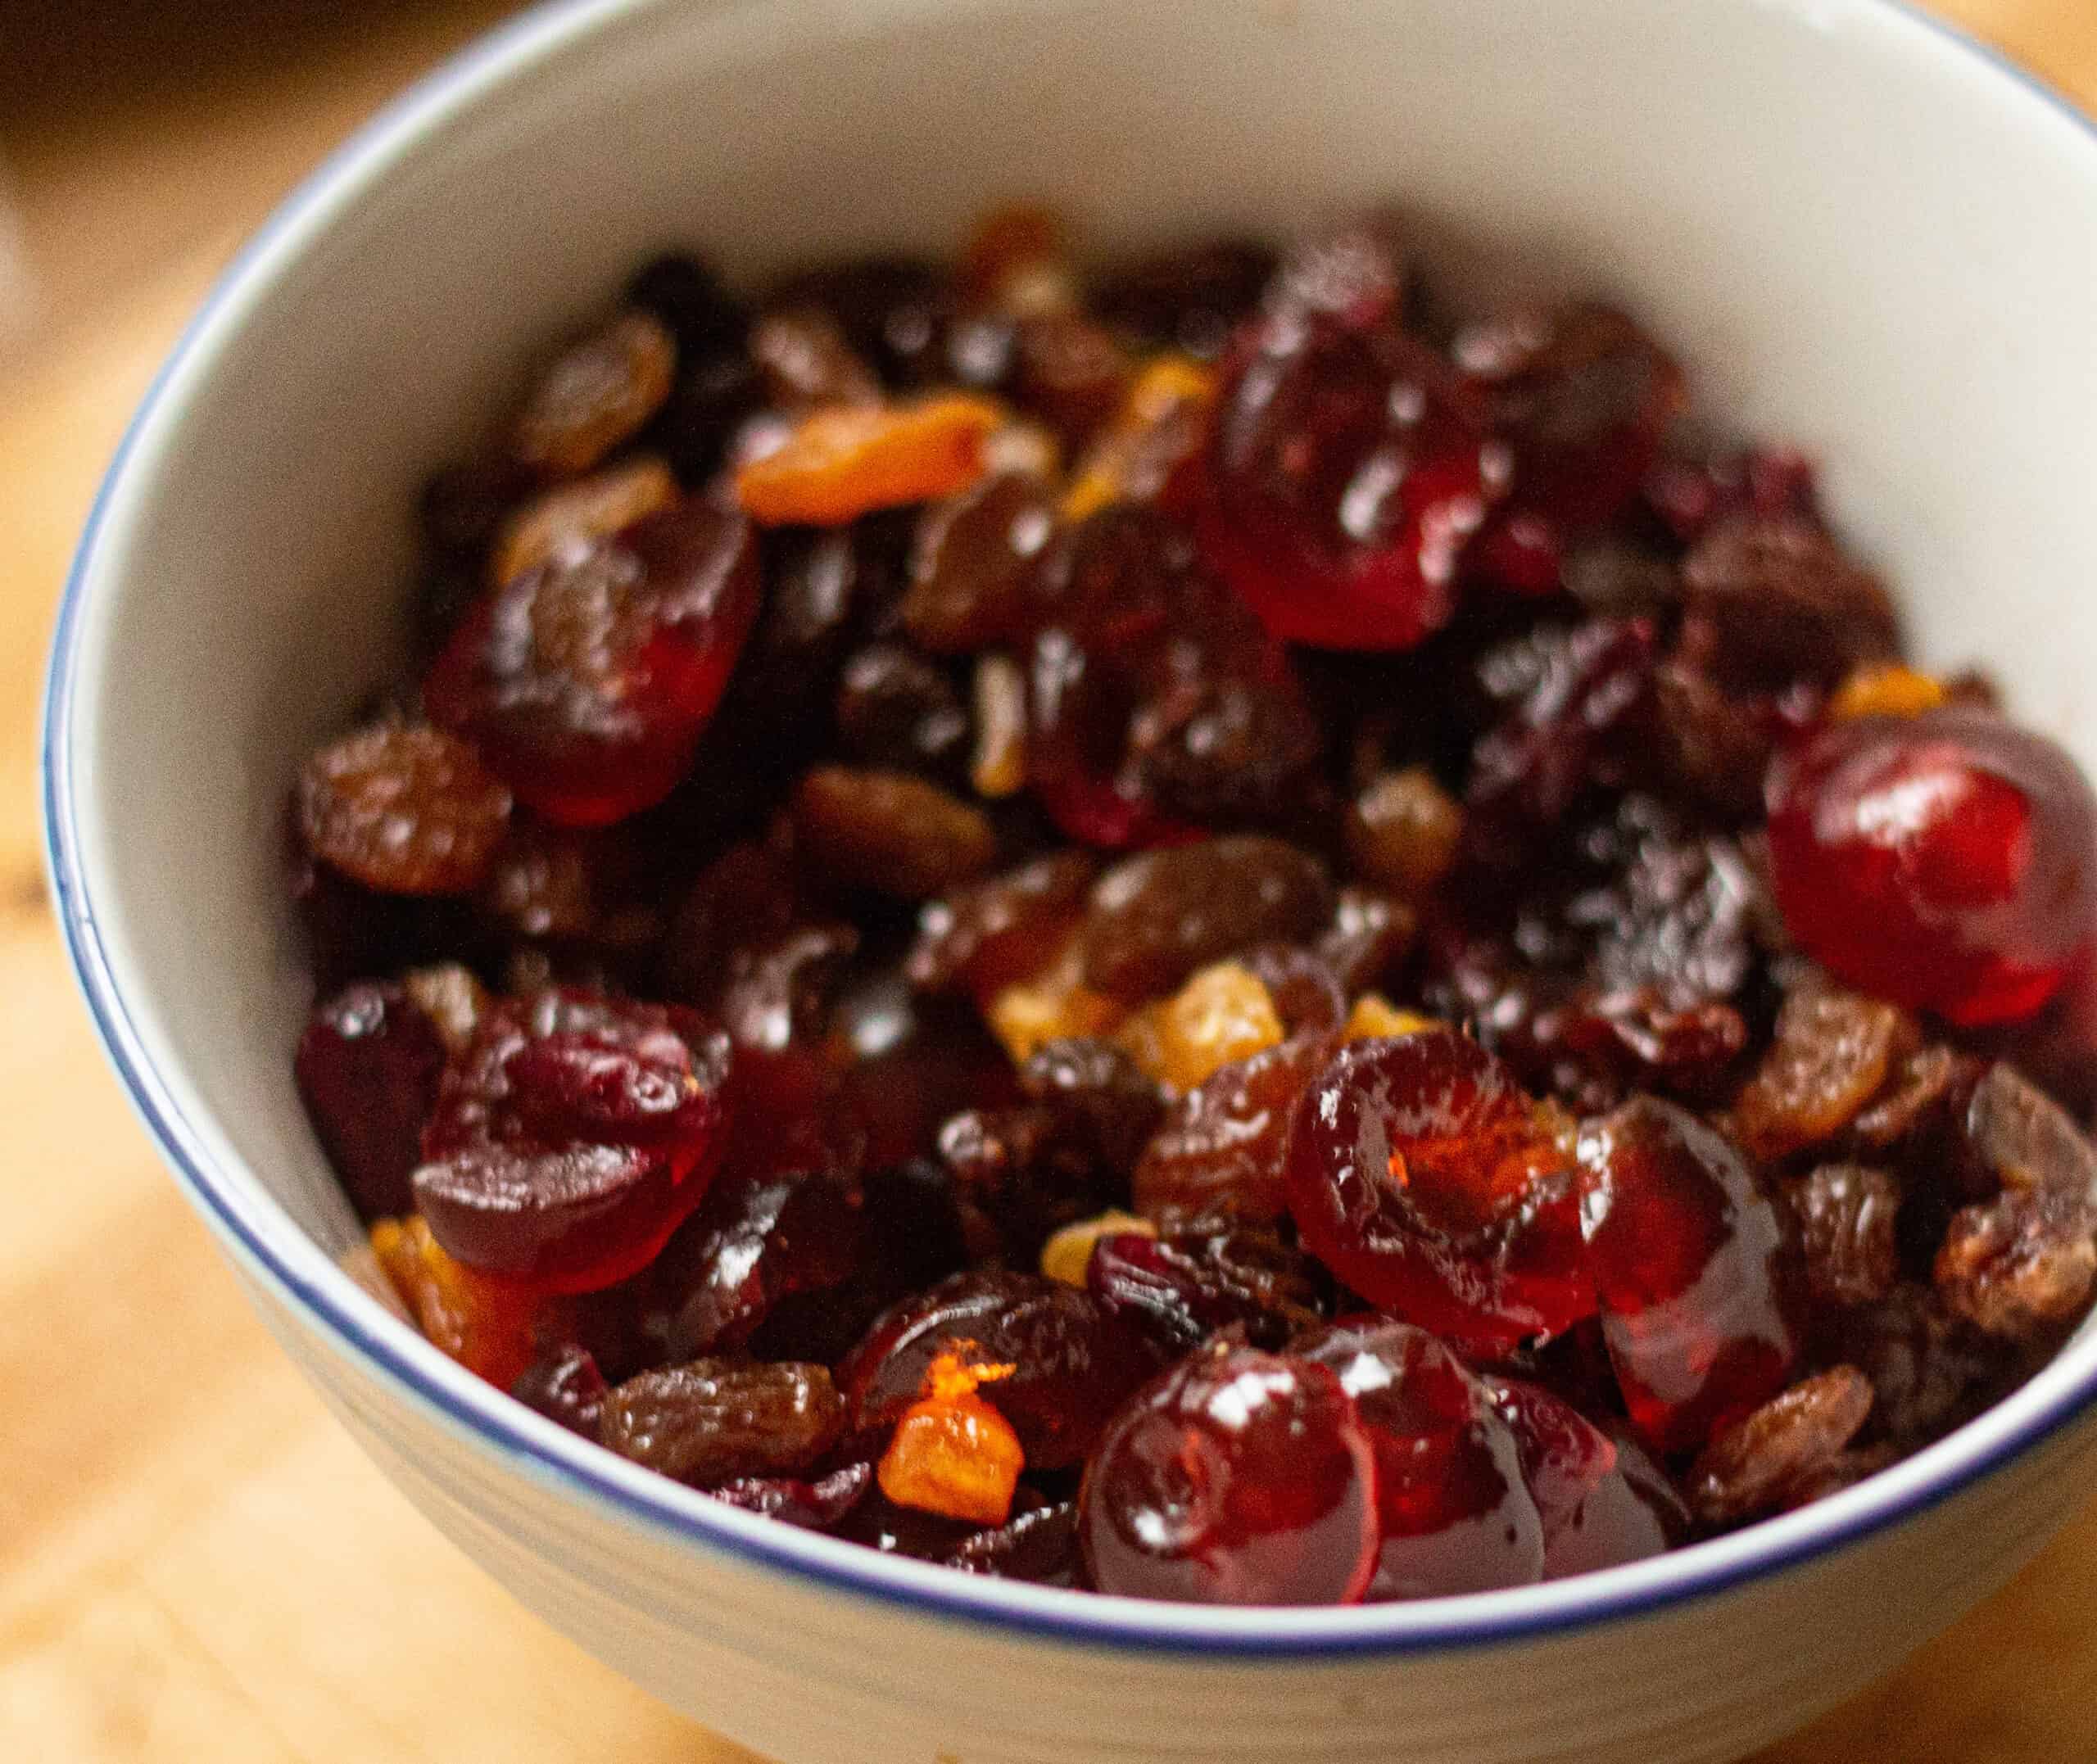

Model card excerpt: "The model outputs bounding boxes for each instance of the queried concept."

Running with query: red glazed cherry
[424,498,759,826]
[1767,708,2097,1025]
[295,981,448,1220]
[1576,1097,1805,1452]
[1195,231,1504,651]
[1080,1346,1379,1604]
[1301,1321,1544,1599]
[415,991,733,1292]
[1283,1029,1594,1350]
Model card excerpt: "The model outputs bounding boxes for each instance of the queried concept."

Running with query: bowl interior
[52,0,2097,1586]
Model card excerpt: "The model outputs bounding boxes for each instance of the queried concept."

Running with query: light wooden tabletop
[5,3,2097,1758]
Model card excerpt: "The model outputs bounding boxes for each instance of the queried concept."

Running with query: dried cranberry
[1301,1321,1545,1597]
[1767,708,2097,1025]
[842,1271,1157,1470]
[709,1461,876,1530]
[1195,228,1501,651]
[1576,1097,1805,1451]
[1080,1346,1379,1604]
[1479,1375,1617,1548]
[510,1342,608,1437]
[1135,1032,1336,1223]
[1089,1219,1326,1352]
[424,500,759,826]
[414,992,732,1291]
[295,981,448,1219]
[1284,1029,1593,1350]
[1687,1366,1875,1525]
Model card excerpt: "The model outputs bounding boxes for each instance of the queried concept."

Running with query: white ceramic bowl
[43,1,2097,1759]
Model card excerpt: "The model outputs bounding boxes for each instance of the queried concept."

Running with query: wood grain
[2,4,2093,1759]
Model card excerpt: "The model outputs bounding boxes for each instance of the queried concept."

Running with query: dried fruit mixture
[289,209,2097,1605]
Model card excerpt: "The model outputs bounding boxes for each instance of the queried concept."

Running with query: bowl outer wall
[38,0,2097,1758]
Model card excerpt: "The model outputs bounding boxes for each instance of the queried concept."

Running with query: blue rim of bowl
[39,0,2097,1658]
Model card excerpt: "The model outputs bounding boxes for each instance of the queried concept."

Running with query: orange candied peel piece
[1062,354,1218,522]
[734,394,1005,527]
[1343,994,1442,1042]
[1140,961,1284,1090]
[369,1214,551,1390]
[1829,662,1945,721]
[877,1352,1026,1525]
[987,939,1125,1063]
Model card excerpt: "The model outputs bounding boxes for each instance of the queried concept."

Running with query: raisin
[908,851,1098,997]
[298,722,511,895]
[1785,1165,1903,1307]
[902,473,1059,654]
[1679,514,1897,694]
[1240,943,1348,1036]
[1012,311,1131,446]
[1348,767,1464,897]
[1080,835,1334,1001]
[600,1359,844,1485]
[511,309,677,478]
[1687,1366,1875,1526]
[792,766,998,897]
[835,645,971,779]
[1094,238,1278,360]
[768,256,952,387]
[1017,1037,1165,1172]
[511,1342,608,1437]
[1316,886,1419,997]
[1732,982,1918,1162]
[750,304,884,407]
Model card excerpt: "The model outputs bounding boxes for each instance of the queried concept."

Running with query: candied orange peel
[1343,994,1442,1042]
[1126,961,1284,1090]
[878,1351,1026,1524]
[987,939,1125,1063]
[734,394,1005,527]
[1062,354,1216,521]
[369,1214,550,1389]
[1829,662,1945,721]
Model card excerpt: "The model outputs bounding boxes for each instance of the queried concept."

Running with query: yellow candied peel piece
[1142,961,1285,1091]
[734,394,1005,527]
[1040,1210,1158,1287]
[1829,662,1945,721]
[1062,354,1217,521]
[877,1352,1026,1525]
[986,939,1125,1065]
[1343,994,1443,1042]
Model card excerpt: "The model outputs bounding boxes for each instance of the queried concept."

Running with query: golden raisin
[734,395,1004,526]
[988,940,1125,1065]
[879,1389,1026,1525]
[1347,766,1465,897]
[1829,663,1946,721]
[1062,354,1216,521]
[1040,1209,1157,1286]
[299,722,512,896]
[1343,994,1440,1041]
[490,455,677,586]
[972,653,1029,798]
[750,304,884,408]
[960,203,1076,316]
[1151,962,1284,1091]
[511,309,677,478]
[369,1215,548,1389]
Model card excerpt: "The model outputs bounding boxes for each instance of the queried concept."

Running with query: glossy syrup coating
[1080,1346,1379,1604]
[1283,1029,1594,1350]
[1767,708,2097,1025]
[307,212,2097,1608]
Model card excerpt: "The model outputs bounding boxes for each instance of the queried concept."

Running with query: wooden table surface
[6,2,2097,1758]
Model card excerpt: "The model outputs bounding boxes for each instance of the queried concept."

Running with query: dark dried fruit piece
[903,473,1059,654]
[1317,886,1418,997]
[750,304,884,407]
[1017,1037,1165,1172]
[512,309,677,478]
[423,500,759,826]
[1577,1097,1805,1451]
[1135,1032,1336,1223]
[793,767,999,898]
[1080,1346,1379,1604]
[1785,1164,1903,1308]
[1284,1029,1592,1349]
[1089,1218,1325,1352]
[1301,1320,1544,1599]
[511,1342,608,1437]
[298,723,511,896]
[1732,983,1917,1162]
[1095,238,1277,360]
[1080,836,1334,1001]
[1680,514,1897,694]
[297,981,449,1219]
[709,1461,876,1530]
[835,645,971,778]
[600,1359,844,1485]
[908,851,1098,998]
[1687,1366,1874,1526]
[946,1499,1083,1585]
[842,1270,1157,1469]
[1768,708,2097,1025]
[1348,767,1464,898]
